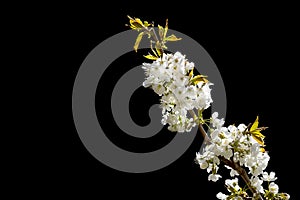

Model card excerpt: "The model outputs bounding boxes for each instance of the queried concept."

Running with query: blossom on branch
[127,16,290,200]
[142,52,213,132]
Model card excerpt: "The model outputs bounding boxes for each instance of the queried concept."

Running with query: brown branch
[188,110,211,144]
[196,122,264,200]
[198,123,211,144]
[219,157,263,200]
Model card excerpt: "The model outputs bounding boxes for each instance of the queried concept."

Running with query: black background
[15,2,298,199]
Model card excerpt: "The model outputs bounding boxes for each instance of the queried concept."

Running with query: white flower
[195,153,209,169]
[142,51,213,133]
[225,178,240,192]
[229,169,239,177]
[208,174,222,182]
[185,85,197,98]
[194,83,213,110]
[142,75,155,88]
[211,112,225,129]
[269,182,279,194]
[152,84,165,96]
[199,161,208,169]
[210,129,221,142]
[222,148,233,160]
[228,124,238,134]
[250,143,260,157]
[225,165,239,177]
[262,171,277,182]
[237,123,247,132]
[140,44,290,200]
[216,192,228,200]
[251,176,264,194]
[173,73,189,87]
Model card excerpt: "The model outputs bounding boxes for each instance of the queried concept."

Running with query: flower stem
[198,123,211,144]
[144,27,164,55]
[188,110,211,144]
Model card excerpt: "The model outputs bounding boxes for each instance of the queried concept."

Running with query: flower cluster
[195,112,290,199]
[142,52,213,132]
[129,16,290,199]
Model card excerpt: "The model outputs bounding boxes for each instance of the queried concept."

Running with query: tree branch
[198,123,264,200]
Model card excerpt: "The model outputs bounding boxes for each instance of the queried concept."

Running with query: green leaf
[165,34,182,42]
[127,15,145,31]
[252,133,265,146]
[158,25,164,40]
[164,19,168,39]
[150,41,158,57]
[260,147,266,153]
[134,32,144,52]
[189,68,194,78]
[190,74,209,85]
[155,41,163,57]
[143,21,151,27]
[144,53,158,60]
[250,116,259,132]
[249,116,267,146]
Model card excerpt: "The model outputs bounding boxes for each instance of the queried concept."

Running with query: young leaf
[143,21,152,27]
[260,147,266,153]
[144,53,158,60]
[150,41,158,57]
[127,15,147,31]
[250,116,259,132]
[134,32,144,52]
[155,41,163,57]
[165,34,182,42]
[164,19,168,39]
[189,68,194,78]
[249,116,268,146]
[190,74,209,85]
[158,25,164,40]
[252,134,265,146]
